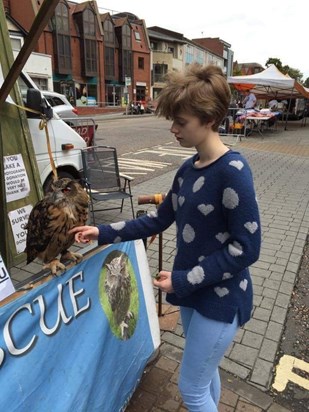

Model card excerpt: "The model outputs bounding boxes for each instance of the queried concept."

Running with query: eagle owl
[25,178,89,275]
[104,254,132,339]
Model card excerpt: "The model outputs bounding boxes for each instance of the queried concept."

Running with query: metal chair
[81,145,135,224]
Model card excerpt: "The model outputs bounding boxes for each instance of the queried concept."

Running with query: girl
[70,64,261,412]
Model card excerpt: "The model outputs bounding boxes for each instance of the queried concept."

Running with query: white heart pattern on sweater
[197,203,214,216]
[222,187,239,209]
[215,232,230,244]
[172,193,178,211]
[214,286,229,297]
[244,221,258,234]
[178,196,185,206]
[183,224,195,243]
[111,221,126,231]
[187,266,205,285]
[229,160,244,170]
[228,241,243,256]
[239,279,248,291]
[193,176,205,193]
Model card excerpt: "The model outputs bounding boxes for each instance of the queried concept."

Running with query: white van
[16,71,87,192]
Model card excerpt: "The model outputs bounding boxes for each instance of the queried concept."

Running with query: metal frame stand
[137,194,179,331]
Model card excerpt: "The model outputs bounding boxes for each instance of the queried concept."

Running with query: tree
[265,57,283,71]
[303,77,309,88]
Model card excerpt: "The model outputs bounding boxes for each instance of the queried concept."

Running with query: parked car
[42,91,78,124]
[42,90,97,147]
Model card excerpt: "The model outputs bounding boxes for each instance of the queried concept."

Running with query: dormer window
[83,9,97,76]
[122,24,131,49]
[53,2,72,74]
[104,19,115,45]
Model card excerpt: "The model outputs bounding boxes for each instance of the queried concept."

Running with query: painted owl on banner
[25,178,89,275]
[104,254,133,339]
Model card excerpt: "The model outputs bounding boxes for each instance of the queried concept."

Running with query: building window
[104,19,115,44]
[54,2,72,74]
[138,57,144,70]
[105,46,115,77]
[168,46,177,58]
[32,77,48,90]
[10,36,23,51]
[84,38,97,75]
[153,64,168,83]
[123,49,132,81]
[83,9,97,76]
[150,42,158,51]
[122,24,131,49]
[136,86,145,102]
[134,31,141,41]
[185,45,194,64]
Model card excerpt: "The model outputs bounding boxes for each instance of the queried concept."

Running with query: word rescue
[0,271,90,367]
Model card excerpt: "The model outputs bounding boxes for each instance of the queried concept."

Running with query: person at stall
[242,89,257,110]
[70,63,261,412]
[268,99,278,111]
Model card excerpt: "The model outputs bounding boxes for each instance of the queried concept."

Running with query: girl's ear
[204,120,215,129]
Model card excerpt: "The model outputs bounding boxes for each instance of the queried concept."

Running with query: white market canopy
[227,64,309,100]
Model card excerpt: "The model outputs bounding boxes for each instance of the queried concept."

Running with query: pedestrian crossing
[119,143,195,176]
[117,158,172,175]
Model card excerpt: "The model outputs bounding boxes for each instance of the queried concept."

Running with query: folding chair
[81,145,135,224]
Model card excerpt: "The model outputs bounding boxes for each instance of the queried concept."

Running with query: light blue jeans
[179,307,239,412]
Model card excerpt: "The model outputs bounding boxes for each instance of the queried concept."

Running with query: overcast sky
[75,0,309,80]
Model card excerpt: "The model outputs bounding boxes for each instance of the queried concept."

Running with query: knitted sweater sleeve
[97,189,175,245]
[172,160,261,298]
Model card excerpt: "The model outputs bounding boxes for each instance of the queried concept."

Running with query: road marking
[118,143,195,176]
[272,355,309,392]
[135,145,195,159]
[118,158,172,175]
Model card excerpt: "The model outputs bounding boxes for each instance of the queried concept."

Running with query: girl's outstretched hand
[153,270,174,293]
[69,225,99,243]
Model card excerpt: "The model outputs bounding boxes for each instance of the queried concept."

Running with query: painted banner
[0,240,160,412]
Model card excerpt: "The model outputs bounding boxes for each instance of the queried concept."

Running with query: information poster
[8,204,33,254]
[4,154,31,202]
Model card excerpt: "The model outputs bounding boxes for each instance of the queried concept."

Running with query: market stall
[227,65,309,130]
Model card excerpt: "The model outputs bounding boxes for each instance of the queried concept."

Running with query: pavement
[10,117,309,411]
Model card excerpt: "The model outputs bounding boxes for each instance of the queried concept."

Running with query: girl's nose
[170,123,177,133]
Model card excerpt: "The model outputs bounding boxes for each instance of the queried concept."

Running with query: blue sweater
[97,150,261,326]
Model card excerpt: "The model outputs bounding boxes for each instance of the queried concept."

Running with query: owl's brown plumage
[25,178,89,275]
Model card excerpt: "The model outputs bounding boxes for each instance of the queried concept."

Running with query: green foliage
[266,57,283,71]
[303,77,309,88]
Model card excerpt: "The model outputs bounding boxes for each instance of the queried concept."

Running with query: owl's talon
[43,259,66,276]
[120,321,129,338]
[60,251,83,263]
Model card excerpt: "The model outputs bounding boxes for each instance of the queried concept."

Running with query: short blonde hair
[156,63,231,131]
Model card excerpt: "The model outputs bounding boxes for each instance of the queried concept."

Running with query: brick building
[5,0,151,113]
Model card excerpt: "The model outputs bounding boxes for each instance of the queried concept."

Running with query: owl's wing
[25,198,54,264]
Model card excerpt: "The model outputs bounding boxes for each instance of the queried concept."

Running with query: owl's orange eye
[62,187,72,193]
